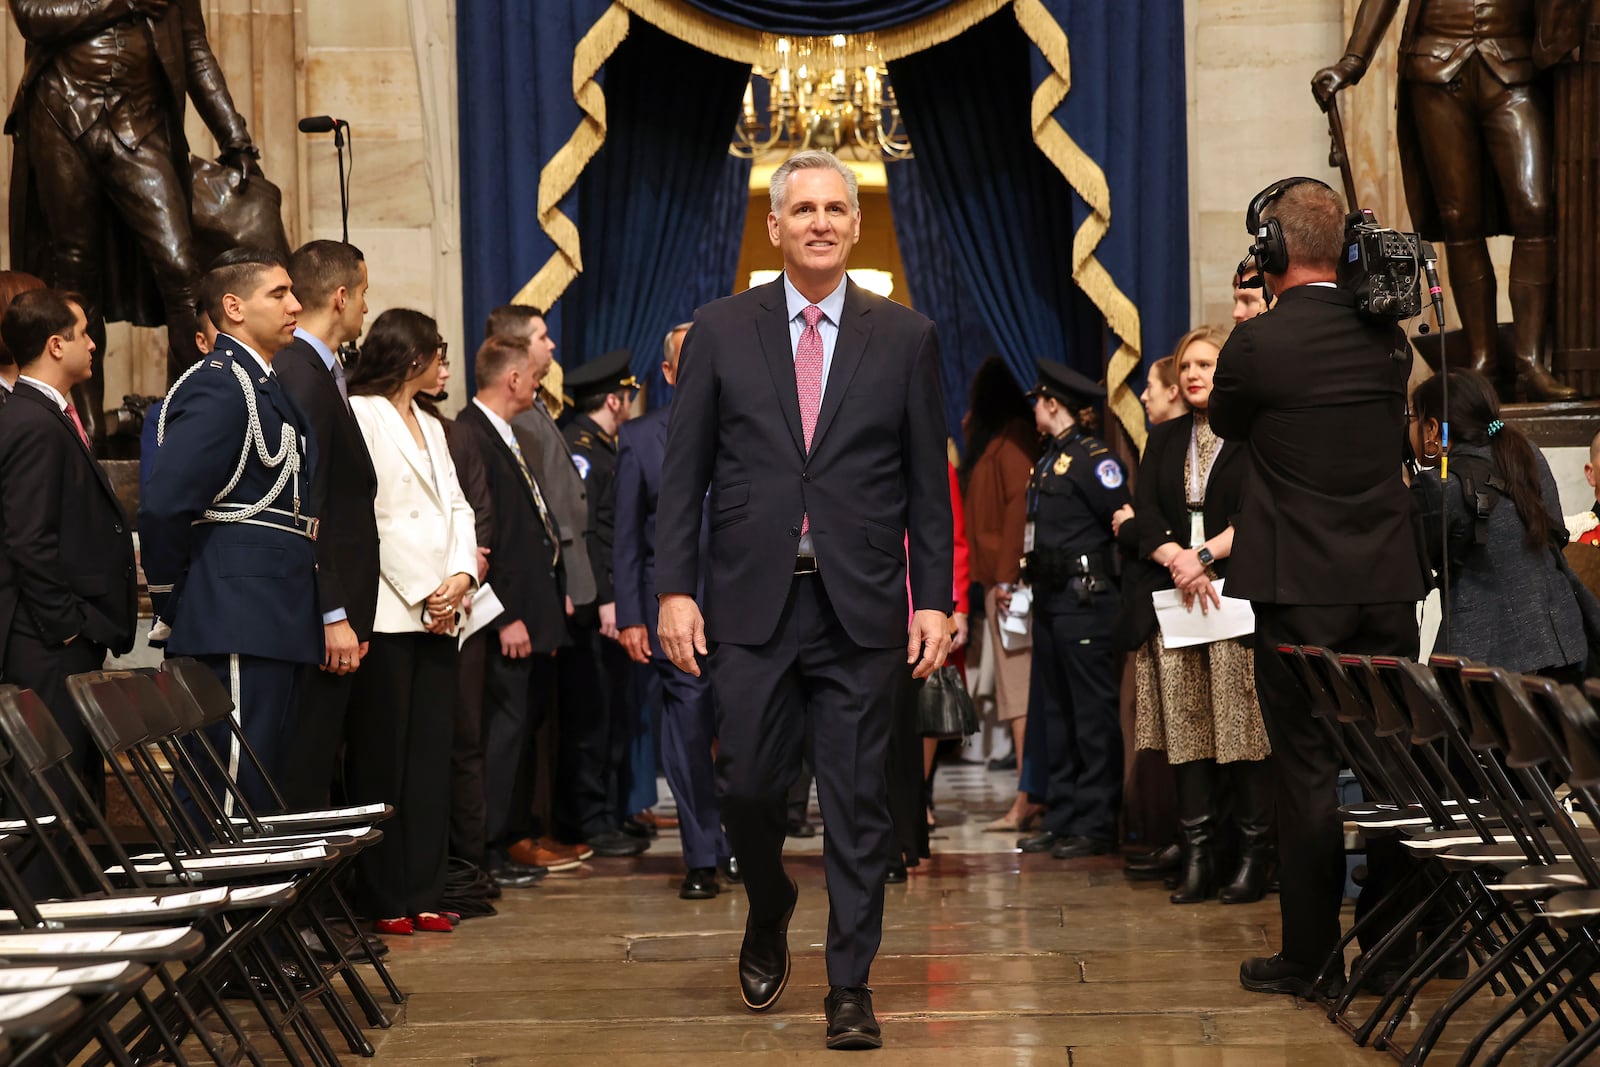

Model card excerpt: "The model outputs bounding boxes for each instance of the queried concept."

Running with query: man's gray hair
[769,150,859,215]
[663,321,692,362]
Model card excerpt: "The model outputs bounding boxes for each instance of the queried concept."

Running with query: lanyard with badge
[1185,424,1219,549]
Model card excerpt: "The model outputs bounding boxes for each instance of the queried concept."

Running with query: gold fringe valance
[518,0,1156,452]
[1013,0,1148,451]
[512,3,630,312]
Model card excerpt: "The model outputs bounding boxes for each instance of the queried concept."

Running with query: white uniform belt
[193,505,319,541]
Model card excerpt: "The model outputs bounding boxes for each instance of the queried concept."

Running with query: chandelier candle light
[731,32,912,160]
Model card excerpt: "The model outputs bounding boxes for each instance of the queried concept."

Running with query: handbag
[917,665,979,739]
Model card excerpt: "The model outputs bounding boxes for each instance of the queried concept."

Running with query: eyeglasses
[436,341,449,368]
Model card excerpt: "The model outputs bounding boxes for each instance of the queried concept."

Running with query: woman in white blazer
[345,309,477,935]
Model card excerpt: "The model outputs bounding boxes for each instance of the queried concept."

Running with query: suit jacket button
[802,472,811,482]
[113,523,124,533]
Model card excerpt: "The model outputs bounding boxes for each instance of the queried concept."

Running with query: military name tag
[1052,453,1072,476]
[1023,520,1035,554]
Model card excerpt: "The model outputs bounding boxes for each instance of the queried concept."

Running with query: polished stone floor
[350,763,1578,1065]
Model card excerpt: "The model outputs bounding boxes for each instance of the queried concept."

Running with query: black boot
[1219,827,1272,904]
[1168,819,1215,904]
[1219,758,1274,905]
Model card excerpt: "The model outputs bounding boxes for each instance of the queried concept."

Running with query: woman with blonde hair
[1130,325,1273,905]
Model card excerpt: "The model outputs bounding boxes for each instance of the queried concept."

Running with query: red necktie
[64,403,91,450]
[795,304,824,534]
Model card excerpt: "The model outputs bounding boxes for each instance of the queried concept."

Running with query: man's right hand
[322,619,361,674]
[658,594,707,677]
[619,625,652,665]
[499,619,533,659]
[1312,54,1368,108]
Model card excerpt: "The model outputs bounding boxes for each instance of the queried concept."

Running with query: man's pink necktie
[64,403,91,451]
[796,304,824,535]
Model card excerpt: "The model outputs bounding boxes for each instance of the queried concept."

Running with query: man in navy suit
[0,288,136,806]
[615,322,728,901]
[141,248,319,811]
[657,151,952,1049]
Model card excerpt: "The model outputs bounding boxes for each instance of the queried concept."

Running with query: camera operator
[1209,177,1426,998]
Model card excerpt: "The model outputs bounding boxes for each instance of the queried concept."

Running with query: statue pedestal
[1496,399,1600,449]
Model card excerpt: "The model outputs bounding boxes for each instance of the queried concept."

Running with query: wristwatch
[1196,546,1215,568]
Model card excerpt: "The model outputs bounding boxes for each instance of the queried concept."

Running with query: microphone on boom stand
[297,115,352,244]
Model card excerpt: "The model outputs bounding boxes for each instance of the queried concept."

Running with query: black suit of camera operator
[1210,178,1427,995]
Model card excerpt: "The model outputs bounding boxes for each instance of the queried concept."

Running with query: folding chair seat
[0,987,78,1066]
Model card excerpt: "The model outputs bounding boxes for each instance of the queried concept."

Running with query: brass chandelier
[730,33,912,161]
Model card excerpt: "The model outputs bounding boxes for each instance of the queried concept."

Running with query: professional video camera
[1339,208,1430,321]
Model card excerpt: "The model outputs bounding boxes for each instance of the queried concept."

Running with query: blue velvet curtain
[557,20,750,404]
[885,161,1002,448]
[887,14,1103,398]
[457,0,609,385]
[681,0,960,34]
[1040,0,1190,402]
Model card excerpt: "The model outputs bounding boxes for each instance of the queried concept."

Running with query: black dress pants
[280,664,357,810]
[555,613,632,842]
[708,574,902,989]
[1028,602,1122,842]
[1252,601,1420,968]
[450,629,491,866]
[345,633,456,919]
[482,645,556,860]
[3,630,107,819]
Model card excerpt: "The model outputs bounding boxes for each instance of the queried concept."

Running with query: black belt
[794,555,818,575]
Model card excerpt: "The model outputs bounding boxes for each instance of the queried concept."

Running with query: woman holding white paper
[1130,326,1272,906]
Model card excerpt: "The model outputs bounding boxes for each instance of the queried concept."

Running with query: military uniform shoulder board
[1095,457,1124,489]
[207,360,224,369]
[575,432,592,448]
[1083,436,1109,456]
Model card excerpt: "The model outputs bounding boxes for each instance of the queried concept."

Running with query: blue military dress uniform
[613,405,728,872]
[140,334,321,812]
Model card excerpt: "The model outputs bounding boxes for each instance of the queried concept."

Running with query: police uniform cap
[563,348,637,403]
[1025,358,1105,408]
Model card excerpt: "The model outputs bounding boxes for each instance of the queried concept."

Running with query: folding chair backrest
[1343,654,1412,738]
[66,673,152,759]
[1462,666,1551,769]
[1564,683,1600,789]
[137,669,208,734]
[160,659,235,729]
[0,686,70,774]
[108,673,184,743]
[1308,648,1376,727]
[1431,655,1508,752]
[1391,658,1450,743]
[1283,645,1341,720]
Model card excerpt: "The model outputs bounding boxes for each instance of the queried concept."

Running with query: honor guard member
[1013,358,1130,861]
[141,249,320,813]
[554,348,650,856]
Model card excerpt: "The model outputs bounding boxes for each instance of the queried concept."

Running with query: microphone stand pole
[1423,247,1450,650]
[334,121,350,244]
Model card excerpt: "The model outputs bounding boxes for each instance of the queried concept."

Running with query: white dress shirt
[472,397,520,450]
[15,374,67,411]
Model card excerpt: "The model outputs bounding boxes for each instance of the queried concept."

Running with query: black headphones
[1246,176,1334,275]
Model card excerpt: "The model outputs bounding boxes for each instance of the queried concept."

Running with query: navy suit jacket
[614,406,710,636]
[140,336,321,663]
[0,379,136,661]
[657,277,953,649]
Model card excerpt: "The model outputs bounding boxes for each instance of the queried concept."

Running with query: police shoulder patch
[1095,458,1124,489]
[572,454,591,480]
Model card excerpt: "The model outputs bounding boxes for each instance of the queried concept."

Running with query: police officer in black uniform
[553,349,650,857]
[1013,359,1131,860]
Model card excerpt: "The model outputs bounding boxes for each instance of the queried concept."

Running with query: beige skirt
[1134,630,1270,764]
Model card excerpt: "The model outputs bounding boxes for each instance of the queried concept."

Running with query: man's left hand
[908,609,951,680]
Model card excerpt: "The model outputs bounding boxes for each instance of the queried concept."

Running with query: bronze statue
[5,0,259,439]
[1314,0,1583,402]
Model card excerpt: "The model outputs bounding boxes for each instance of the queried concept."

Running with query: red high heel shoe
[373,917,414,936]
[412,913,453,933]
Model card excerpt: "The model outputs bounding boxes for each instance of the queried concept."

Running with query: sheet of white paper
[459,584,506,647]
[1152,579,1256,649]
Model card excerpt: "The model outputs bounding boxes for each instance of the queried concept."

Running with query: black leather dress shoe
[1239,953,1343,999]
[1016,830,1059,853]
[1123,842,1180,880]
[587,830,651,857]
[786,819,818,839]
[884,861,907,885]
[986,751,1017,772]
[739,877,798,1011]
[679,867,719,900]
[490,864,542,889]
[1051,835,1117,860]
[719,855,742,884]
[824,986,882,1050]
[621,816,657,840]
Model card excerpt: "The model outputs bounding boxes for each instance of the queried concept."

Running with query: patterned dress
[1132,413,1270,764]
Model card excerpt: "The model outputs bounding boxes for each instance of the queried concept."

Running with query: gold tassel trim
[513,3,631,312]
[1013,0,1148,452]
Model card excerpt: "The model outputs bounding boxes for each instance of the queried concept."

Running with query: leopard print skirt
[1134,630,1270,764]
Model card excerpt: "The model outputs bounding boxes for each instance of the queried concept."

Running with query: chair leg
[1376,892,1504,1050]
[1480,940,1600,1067]
[327,886,404,1010]
[1458,933,1596,1064]
[1401,918,1546,1066]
